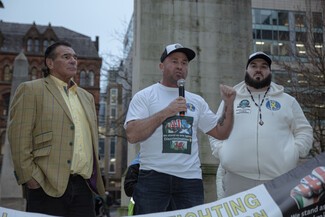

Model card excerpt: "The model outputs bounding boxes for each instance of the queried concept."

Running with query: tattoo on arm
[218,114,225,126]
[217,105,228,126]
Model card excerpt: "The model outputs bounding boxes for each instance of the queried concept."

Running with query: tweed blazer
[8,76,105,197]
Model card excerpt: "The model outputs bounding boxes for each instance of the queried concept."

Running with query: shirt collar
[50,75,78,93]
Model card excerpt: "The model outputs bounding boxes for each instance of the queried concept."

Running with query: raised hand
[220,84,236,104]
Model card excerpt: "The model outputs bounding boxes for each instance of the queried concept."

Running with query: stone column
[0,51,29,210]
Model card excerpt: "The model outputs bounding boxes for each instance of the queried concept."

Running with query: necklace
[247,86,270,126]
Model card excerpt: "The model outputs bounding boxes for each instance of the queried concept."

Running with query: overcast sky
[0,0,134,57]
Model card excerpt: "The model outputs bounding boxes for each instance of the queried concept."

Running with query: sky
[0,0,134,58]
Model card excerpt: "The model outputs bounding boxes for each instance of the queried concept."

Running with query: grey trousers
[223,171,268,197]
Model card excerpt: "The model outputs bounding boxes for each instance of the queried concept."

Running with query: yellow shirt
[50,75,93,179]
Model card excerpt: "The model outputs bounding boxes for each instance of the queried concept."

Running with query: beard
[245,72,272,89]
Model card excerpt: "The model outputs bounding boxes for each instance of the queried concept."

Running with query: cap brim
[246,54,272,68]
[170,48,196,62]
[161,47,196,62]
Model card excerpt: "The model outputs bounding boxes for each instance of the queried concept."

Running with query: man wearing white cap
[209,51,313,197]
[124,43,236,214]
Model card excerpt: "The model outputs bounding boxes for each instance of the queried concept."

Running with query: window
[254,41,290,56]
[279,31,290,41]
[110,120,116,129]
[27,39,33,52]
[80,70,86,86]
[1,92,10,118]
[253,29,261,39]
[254,41,272,55]
[26,38,41,53]
[314,43,323,55]
[99,100,106,127]
[297,73,308,85]
[79,70,95,87]
[278,42,290,56]
[88,71,94,86]
[3,65,12,81]
[252,9,273,25]
[278,12,289,26]
[34,39,40,52]
[261,30,273,40]
[110,106,117,119]
[110,88,118,105]
[296,32,307,43]
[252,9,288,26]
[108,137,117,173]
[313,33,323,44]
[312,12,322,29]
[296,43,306,56]
[295,13,306,28]
[43,40,49,52]
[271,42,282,56]
[99,138,105,159]
[273,70,291,85]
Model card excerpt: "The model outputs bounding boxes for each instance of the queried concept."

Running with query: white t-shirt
[124,83,218,179]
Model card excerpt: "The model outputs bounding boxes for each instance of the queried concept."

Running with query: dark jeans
[134,170,204,215]
[25,175,95,217]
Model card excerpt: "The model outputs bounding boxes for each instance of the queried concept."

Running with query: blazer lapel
[44,76,73,122]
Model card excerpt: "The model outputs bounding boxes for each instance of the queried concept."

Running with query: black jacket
[124,163,140,197]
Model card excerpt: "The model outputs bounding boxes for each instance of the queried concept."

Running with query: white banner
[124,153,325,217]
[124,185,282,217]
[2,153,324,217]
[0,207,57,217]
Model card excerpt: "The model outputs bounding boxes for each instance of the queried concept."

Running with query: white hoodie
[210,81,313,180]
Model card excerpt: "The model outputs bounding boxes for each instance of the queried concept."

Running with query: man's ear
[159,62,164,71]
[46,58,53,70]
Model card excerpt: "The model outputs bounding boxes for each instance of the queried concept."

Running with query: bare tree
[100,20,134,188]
[276,0,325,155]
[100,18,132,90]
[100,17,133,139]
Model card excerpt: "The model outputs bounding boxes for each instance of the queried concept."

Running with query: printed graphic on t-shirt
[162,116,193,154]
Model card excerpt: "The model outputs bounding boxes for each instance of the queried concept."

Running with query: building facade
[102,16,134,204]
[252,0,323,64]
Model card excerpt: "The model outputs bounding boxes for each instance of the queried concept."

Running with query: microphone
[177,79,186,116]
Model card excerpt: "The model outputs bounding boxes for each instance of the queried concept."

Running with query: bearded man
[209,52,313,197]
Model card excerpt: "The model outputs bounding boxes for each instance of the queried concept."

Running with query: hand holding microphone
[177,79,186,116]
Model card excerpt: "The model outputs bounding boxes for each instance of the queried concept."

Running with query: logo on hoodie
[266,100,281,111]
[236,99,251,114]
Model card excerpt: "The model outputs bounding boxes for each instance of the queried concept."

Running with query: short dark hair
[43,41,72,77]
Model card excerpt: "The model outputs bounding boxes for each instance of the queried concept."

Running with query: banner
[264,152,325,217]
[0,207,55,217]
[1,153,324,217]
[125,152,325,217]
